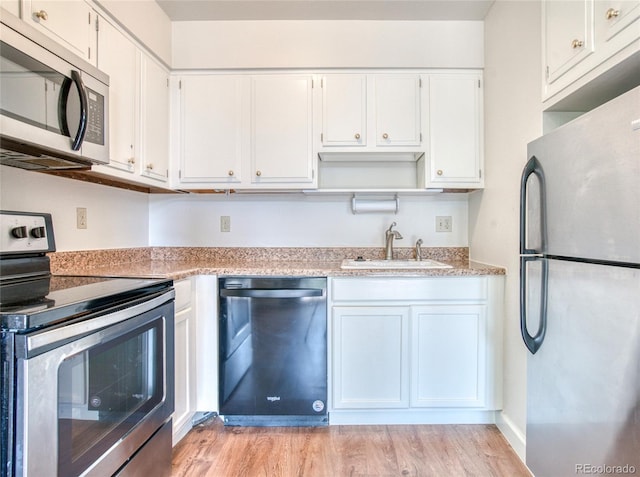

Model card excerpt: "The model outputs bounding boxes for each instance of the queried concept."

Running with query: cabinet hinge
[420,132,423,142]
[88,47,91,60]
[312,169,315,179]
[419,77,422,88]
[479,169,482,179]
[88,12,91,25]
[179,80,182,90]
[166,169,169,178]
[95,15,99,32]
[321,78,324,88]
[320,133,324,143]
[179,169,182,179]
[166,78,169,88]
[478,79,481,88]
[545,66,550,81]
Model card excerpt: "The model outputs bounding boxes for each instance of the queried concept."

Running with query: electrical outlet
[220,216,231,233]
[436,216,452,233]
[77,207,87,229]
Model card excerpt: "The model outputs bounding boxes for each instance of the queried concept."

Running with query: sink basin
[340,258,453,270]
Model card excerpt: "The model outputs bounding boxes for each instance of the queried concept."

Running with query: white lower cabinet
[172,278,196,445]
[411,305,486,408]
[329,276,503,424]
[332,306,410,409]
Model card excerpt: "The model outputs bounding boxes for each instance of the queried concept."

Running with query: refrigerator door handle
[520,255,548,354]
[519,156,547,255]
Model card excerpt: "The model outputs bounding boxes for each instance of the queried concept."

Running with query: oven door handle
[20,289,174,357]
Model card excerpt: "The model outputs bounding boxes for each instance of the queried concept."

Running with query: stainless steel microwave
[0,11,109,170]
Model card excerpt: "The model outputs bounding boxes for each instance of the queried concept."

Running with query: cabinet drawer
[331,277,487,302]
[174,278,193,312]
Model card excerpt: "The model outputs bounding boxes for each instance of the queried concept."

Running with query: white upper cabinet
[177,75,245,186]
[543,0,640,104]
[321,75,367,147]
[140,55,170,182]
[23,0,97,66]
[95,16,170,186]
[544,0,595,85]
[319,73,423,153]
[374,75,422,147]
[250,75,315,186]
[426,74,483,188]
[175,74,315,190]
[97,17,138,173]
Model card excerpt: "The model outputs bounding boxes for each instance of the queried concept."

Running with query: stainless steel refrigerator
[520,85,640,477]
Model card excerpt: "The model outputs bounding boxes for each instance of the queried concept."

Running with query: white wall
[469,0,543,460]
[171,20,484,69]
[95,0,172,65]
[149,193,468,247]
[0,166,150,251]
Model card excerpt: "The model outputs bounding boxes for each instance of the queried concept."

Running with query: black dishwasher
[218,277,328,426]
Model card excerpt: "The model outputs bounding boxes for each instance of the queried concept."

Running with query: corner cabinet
[93,16,170,187]
[543,0,640,105]
[329,276,503,424]
[173,74,316,190]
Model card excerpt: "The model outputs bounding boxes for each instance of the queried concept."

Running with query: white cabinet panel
[321,74,367,146]
[178,75,245,184]
[25,0,97,65]
[97,17,138,173]
[411,305,487,408]
[374,75,422,147]
[427,74,483,187]
[140,55,169,182]
[332,306,410,409]
[544,0,595,84]
[250,75,314,185]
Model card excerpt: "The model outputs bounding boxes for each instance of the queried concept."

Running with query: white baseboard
[495,411,528,468]
[329,409,498,425]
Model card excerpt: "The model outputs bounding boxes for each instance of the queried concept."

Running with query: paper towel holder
[351,194,399,214]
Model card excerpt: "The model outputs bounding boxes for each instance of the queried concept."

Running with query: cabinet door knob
[128,158,135,165]
[354,133,360,140]
[256,170,262,177]
[147,163,154,170]
[382,133,389,140]
[606,8,620,20]
[34,10,48,21]
[571,39,584,49]
[437,169,443,176]
[228,170,234,176]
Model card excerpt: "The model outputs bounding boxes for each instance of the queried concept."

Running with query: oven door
[13,292,174,477]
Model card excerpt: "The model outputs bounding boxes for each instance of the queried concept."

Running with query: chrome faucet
[384,222,403,260]
[415,238,423,261]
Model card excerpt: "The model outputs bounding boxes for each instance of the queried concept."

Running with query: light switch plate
[436,216,452,232]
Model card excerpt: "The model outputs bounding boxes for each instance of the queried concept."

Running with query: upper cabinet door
[250,75,315,185]
[140,54,169,182]
[321,74,367,147]
[97,17,138,173]
[427,74,483,188]
[544,0,595,84]
[596,0,640,43]
[374,75,422,147]
[26,0,97,65]
[178,75,245,184]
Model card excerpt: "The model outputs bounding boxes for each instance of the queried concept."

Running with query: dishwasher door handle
[220,288,323,299]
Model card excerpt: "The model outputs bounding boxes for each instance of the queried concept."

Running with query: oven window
[57,320,163,477]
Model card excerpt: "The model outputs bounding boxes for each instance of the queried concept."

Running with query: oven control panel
[0,211,55,255]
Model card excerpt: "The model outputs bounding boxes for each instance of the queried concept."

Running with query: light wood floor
[171,417,531,476]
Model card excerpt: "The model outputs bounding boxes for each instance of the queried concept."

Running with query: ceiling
[156,0,495,21]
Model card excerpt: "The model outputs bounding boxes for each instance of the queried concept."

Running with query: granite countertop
[49,247,505,280]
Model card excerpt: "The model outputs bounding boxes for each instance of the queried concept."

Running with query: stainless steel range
[0,211,175,477]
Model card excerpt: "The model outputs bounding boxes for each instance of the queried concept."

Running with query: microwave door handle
[60,70,90,151]
[69,70,88,151]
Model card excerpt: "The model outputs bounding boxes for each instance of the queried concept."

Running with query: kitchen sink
[340,258,453,270]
